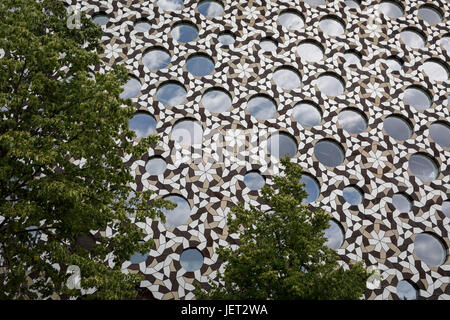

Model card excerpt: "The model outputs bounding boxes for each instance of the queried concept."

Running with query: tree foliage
[196,157,372,300]
[0,0,174,299]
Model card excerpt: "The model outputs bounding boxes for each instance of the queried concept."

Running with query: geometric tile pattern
[65,0,449,299]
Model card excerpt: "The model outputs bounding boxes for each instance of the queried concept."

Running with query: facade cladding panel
[64,0,449,299]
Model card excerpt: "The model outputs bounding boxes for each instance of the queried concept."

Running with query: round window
[343,186,363,205]
[317,73,345,96]
[171,22,199,43]
[314,140,345,167]
[158,0,183,11]
[319,16,345,37]
[145,156,167,176]
[162,195,191,228]
[378,0,404,19]
[292,101,322,127]
[418,4,443,25]
[420,59,448,82]
[171,119,203,146]
[129,113,157,138]
[399,28,426,49]
[429,122,450,148]
[414,233,447,266]
[408,153,439,182]
[296,40,324,63]
[273,67,301,90]
[186,54,215,77]
[392,193,412,213]
[198,0,224,18]
[134,19,151,33]
[244,171,265,190]
[156,82,187,107]
[142,47,171,70]
[383,115,412,140]
[120,77,141,99]
[338,109,367,134]
[278,10,305,32]
[267,132,298,159]
[247,95,277,120]
[299,174,320,204]
[403,86,431,111]
[218,31,235,45]
[180,248,204,271]
[201,88,232,113]
[260,38,278,52]
[396,280,418,300]
[324,220,344,250]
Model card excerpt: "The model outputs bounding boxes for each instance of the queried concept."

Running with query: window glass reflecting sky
[414,233,447,266]
[162,195,191,228]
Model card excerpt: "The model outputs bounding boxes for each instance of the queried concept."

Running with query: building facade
[64,0,449,299]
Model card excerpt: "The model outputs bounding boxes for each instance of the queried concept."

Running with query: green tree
[196,157,372,300]
[0,0,174,299]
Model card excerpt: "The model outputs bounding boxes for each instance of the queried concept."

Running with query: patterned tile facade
[65,0,449,299]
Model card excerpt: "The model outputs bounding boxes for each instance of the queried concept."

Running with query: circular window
[120,77,141,99]
[414,233,447,267]
[343,186,363,205]
[198,0,224,18]
[244,171,265,190]
[299,174,320,204]
[162,195,191,228]
[319,16,345,37]
[305,0,326,5]
[129,113,156,138]
[201,88,232,113]
[344,50,361,65]
[296,40,324,63]
[384,56,403,71]
[314,140,345,167]
[218,31,235,45]
[399,28,426,49]
[408,153,439,182]
[142,47,171,70]
[180,248,204,271]
[403,86,431,111]
[278,10,305,32]
[157,0,183,11]
[324,220,344,250]
[260,38,278,52]
[383,115,412,141]
[134,19,151,33]
[441,201,450,219]
[338,109,367,134]
[267,132,298,159]
[171,22,199,43]
[171,119,203,146]
[418,4,443,25]
[273,67,301,90]
[92,12,109,26]
[145,156,167,176]
[396,280,418,300]
[247,95,277,120]
[429,122,450,148]
[186,54,215,77]
[441,35,450,52]
[378,0,404,19]
[292,101,322,127]
[129,252,149,264]
[344,0,360,8]
[317,73,345,97]
[420,59,448,82]
[392,193,412,213]
[156,81,187,107]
